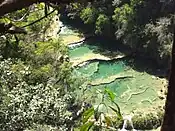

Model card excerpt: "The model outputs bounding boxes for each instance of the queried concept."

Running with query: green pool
[69,44,93,58]
[75,58,162,113]
[60,21,165,114]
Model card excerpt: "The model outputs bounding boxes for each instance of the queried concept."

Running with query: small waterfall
[59,20,64,27]
[76,61,90,67]
[119,115,137,131]
[59,21,76,35]
[68,41,85,49]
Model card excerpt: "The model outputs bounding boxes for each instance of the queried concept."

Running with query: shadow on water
[124,56,168,78]
[85,37,130,56]
[85,37,168,78]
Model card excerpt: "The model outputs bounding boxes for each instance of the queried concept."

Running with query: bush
[80,7,98,24]
[0,39,78,131]
[95,14,110,35]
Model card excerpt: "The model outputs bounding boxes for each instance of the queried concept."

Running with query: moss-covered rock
[124,109,164,130]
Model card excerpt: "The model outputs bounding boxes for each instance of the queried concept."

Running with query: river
[59,20,167,115]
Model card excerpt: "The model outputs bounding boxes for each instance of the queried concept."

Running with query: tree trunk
[161,22,175,131]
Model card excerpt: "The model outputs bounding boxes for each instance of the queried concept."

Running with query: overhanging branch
[0,23,27,34]
[22,9,56,28]
[0,0,92,17]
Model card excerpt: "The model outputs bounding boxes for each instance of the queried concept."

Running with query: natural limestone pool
[59,20,166,115]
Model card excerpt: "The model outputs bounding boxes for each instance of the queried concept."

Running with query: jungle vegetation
[62,0,175,67]
[0,0,175,131]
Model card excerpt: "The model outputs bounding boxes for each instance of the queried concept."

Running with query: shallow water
[70,45,164,114]
[77,61,99,77]
[59,21,165,114]
[69,44,93,58]
[92,61,125,79]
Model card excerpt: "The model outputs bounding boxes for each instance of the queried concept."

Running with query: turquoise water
[69,43,99,58]
[60,21,164,114]
[85,72,160,113]
[69,43,162,113]
[76,60,126,79]
[92,61,126,79]
[69,45,93,58]
[77,62,99,77]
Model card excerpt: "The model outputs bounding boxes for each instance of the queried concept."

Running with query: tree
[159,0,175,130]
[95,14,110,35]
[0,2,82,130]
[0,0,92,34]
[161,18,175,131]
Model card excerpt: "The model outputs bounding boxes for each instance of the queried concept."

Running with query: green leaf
[82,107,94,123]
[0,17,11,23]
[112,101,121,115]
[105,88,116,102]
[94,107,101,121]
[109,106,122,119]
[80,121,94,131]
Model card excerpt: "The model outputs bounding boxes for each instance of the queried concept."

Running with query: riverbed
[59,20,167,115]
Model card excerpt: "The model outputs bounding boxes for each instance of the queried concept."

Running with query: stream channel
[59,20,166,115]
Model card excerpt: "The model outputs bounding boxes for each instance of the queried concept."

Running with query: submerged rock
[89,74,134,86]
[71,53,126,67]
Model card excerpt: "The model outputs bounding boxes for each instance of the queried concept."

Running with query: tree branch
[0,0,92,17]
[0,23,27,34]
[21,9,56,28]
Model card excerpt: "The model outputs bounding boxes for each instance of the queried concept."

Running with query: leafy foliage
[80,88,123,130]
[0,38,77,131]
[64,0,173,66]
[0,4,80,131]
[144,17,173,64]
[80,7,97,24]
[95,14,110,35]
[112,3,134,39]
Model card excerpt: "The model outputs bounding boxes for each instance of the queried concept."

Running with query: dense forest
[61,0,174,67]
[0,0,175,131]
